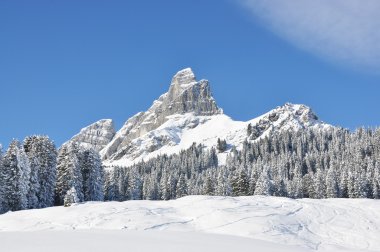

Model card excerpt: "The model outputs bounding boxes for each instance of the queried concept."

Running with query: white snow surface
[0,230,310,252]
[0,196,379,251]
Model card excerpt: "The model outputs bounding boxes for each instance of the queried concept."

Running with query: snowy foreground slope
[1,196,380,252]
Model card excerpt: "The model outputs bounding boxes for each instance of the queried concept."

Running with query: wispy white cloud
[239,0,380,73]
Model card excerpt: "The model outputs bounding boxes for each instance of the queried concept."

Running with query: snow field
[0,196,379,251]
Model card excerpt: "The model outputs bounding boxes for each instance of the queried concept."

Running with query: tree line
[1,126,380,214]
[0,136,104,214]
[105,127,380,200]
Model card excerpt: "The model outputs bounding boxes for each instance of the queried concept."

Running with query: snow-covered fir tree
[231,168,249,196]
[326,162,339,198]
[55,143,83,205]
[2,140,31,211]
[217,138,227,153]
[26,154,39,209]
[64,186,79,207]
[254,166,273,196]
[80,148,104,201]
[23,136,57,208]
[176,173,188,198]
[0,145,5,213]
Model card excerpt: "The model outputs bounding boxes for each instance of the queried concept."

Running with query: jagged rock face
[247,103,325,140]
[68,119,116,152]
[100,68,221,160]
[165,68,220,116]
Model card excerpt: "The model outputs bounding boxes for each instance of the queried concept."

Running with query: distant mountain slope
[0,195,379,251]
[66,68,331,167]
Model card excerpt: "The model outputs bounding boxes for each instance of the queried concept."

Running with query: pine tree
[254,167,273,196]
[160,169,170,200]
[339,166,349,198]
[326,164,339,198]
[55,143,83,205]
[373,164,380,199]
[104,169,119,201]
[176,174,188,198]
[23,136,57,208]
[167,173,177,199]
[145,173,159,200]
[203,173,214,195]
[80,148,104,201]
[217,138,227,153]
[274,177,287,197]
[64,187,79,207]
[302,173,315,198]
[247,123,252,137]
[314,170,326,199]
[248,167,259,195]
[353,170,367,198]
[232,169,249,196]
[0,145,5,213]
[26,155,40,209]
[129,168,142,200]
[289,164,303,198]
[216,168,230,196]
[2,140,31,211]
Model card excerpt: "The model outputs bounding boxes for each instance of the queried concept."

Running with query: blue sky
[1,0,380,147]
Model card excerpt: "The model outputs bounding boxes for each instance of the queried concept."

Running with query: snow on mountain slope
[104,103,331,167]
[67,68,331,167]
[99,68,221,164]
[0,196,379,251]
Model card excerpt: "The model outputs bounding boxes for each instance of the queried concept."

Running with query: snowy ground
[0,196,379,251]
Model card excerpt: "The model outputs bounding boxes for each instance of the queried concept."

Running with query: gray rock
[67,119,116,152]
[100,68,221,160]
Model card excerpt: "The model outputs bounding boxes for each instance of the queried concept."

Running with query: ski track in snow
[0,196,379,251]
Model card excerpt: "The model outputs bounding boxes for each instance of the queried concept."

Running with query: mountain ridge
[66,68,332,167]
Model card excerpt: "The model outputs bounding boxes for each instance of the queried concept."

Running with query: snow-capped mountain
[99,68,221,162]
[66,68,331,167]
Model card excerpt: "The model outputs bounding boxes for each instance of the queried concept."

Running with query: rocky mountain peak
[163,68,221,116]
[282,103,319,124]
[247,103,328,141]
[99,68,221,160]
[170,67,196,87]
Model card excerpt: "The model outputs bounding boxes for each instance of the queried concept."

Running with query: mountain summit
[66,68,331,167]
[165,68,221,116]
[100,68,221,161]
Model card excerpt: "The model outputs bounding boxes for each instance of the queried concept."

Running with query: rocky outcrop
[164,68,220,116]
[100,68,221,160]
[67,119,116,152]
[247,103,326,140]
